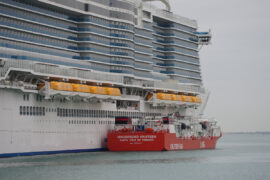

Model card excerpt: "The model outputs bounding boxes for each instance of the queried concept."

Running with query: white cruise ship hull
[0,89,112,157]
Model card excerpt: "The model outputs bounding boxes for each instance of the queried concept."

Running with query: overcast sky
[150,0,270,132]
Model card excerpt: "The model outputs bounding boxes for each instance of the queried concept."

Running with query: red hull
[108,131,220,151]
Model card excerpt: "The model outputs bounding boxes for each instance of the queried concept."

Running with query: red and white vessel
[108,116,222,151]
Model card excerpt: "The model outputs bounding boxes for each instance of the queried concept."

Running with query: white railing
[152,81,205,94]
[143,3,197,28]
[0,59,205,94]
[0,59,124,84]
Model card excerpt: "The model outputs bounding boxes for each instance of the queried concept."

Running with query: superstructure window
[64,109,67,117]
[38,107,41,116]
[20,106,22,115]
[26,106,29,115]
[74,109,77,117]
[30,107,33,116]
[33,107,36,116]
[19,106,46,116]
[71,109,74,117]
[93,110,96,118]
[84,110,86,117]
[23,94,29,101]
[23,106,26,115]
[53,108,161,119]
[84,4,89,12]
[36,107,39,116]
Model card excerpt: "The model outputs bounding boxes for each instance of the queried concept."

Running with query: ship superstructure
[0,0,213,157]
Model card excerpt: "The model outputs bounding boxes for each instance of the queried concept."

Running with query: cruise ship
[0,0,214,157]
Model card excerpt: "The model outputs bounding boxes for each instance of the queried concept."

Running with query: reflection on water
[0,133,270,180]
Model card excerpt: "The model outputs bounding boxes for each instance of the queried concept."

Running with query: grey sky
[150,0,270,132]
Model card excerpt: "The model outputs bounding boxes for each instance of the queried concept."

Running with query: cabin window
[84,110,87,118]
[60,109,63,117]
[80,109,83,117]
[68,109,71,117]
[33,107,36,116]
[29,107,32,116]
[23,106,26,115]
[26,106,29,115]
[19,106,22,115]
[38,107,41,116]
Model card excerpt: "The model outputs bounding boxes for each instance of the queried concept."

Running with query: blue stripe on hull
[0,148,107,158]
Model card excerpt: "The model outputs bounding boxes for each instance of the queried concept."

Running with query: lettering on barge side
[117,135,157,144]
[170,144,183,150]
[200,141,205,148]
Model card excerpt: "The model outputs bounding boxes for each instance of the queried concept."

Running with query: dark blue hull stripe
[0,148,106,158]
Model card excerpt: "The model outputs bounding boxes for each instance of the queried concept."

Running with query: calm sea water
[0,133,270,180]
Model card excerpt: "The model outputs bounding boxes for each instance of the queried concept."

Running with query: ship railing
[123,79,205,94]
[153,81,205,94]
[143,3,197,28]
[198,117,217,123]
[0,59,124,84]
[110,128,169,133]
[1,58,205,94]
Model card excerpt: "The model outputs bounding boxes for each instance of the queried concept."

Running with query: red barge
[108,116,222,151]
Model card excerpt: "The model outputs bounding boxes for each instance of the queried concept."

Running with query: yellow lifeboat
[156,93,172,100]
[171,94,176,101]
[50,81,72,91]
[191,96,197,103]
[72,84,90,93]
[106,87,121,96]
[182,95,193,102]
[191,96,202,103]
[50,81,59,90]
[90,86,107,95]
[195,96,202,103]
[61,82,73,91]
[174,95,183,101]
